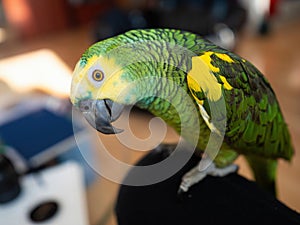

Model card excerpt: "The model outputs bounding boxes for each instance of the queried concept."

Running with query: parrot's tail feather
[245,155,277,196]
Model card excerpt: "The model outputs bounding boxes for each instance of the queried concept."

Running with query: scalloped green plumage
[72,29,294,195]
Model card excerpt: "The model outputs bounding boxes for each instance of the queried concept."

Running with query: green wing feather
[187,49,293,160]
[187,49,293,194]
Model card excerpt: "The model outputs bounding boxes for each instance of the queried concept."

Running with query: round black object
[116,148,300,225]
[29,200,59,222]
[0,154,21,203]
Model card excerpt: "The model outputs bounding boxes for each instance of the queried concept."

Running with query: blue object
[0,108,97,187]
[0,109,76,161]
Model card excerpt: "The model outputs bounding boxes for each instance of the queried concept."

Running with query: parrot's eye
[92,69,104,82]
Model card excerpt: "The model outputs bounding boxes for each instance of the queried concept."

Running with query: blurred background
[0,0,299,225]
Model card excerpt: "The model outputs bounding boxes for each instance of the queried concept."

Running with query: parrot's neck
[136,92,208,152]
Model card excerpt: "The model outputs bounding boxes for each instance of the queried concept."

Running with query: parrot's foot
[179,158,238,193]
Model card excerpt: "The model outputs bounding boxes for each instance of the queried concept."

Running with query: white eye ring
[88,65,105,87]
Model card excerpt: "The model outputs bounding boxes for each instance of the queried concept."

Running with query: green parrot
[70,29,293,195]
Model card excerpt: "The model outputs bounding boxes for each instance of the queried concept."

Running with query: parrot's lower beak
[78,99,124,134]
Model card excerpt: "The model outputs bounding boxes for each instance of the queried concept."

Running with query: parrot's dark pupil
[84,106,89,110]
[96,73,100,78]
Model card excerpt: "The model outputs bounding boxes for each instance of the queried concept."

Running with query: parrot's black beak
[78,99,124,134]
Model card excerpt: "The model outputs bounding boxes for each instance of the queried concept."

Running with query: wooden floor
[0,15,299,225]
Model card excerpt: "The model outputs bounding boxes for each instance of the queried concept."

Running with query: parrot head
[70,32,172,134]
[70,39,137,134]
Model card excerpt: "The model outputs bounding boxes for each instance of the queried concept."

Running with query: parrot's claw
[178,158,238,193]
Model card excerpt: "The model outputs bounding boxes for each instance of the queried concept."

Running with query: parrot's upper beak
[78,99,124,134]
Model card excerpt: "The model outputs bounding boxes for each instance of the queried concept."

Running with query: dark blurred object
[93,8,132,41]
[69,0,112,25]
[155,0,246,36]
[93,6,149,41]
[29,200,60,223]
[93,0,247,50]
[0,154,21,204]
[258,0,281,35]
[116,147,300,225]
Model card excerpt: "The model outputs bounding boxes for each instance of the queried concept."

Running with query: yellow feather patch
[72,61,85,85]
[86,55,100,69]
[187,75,204,105]
[93,56,141,104]
[219,75,233,90]
[72,55,102,89]
[187,56,224,135]
[187,75,201,92]
[197,52,233,91]
[188,56,222,102]
[215,53,234,63]
[199,52,220,72]
[71,55,132,104]
[97,69,130,101]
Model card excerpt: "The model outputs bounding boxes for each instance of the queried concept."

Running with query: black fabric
[115,149,300,225]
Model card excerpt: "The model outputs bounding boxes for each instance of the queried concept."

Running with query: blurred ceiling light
[0,49,72,98]
[0,28,7,43]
